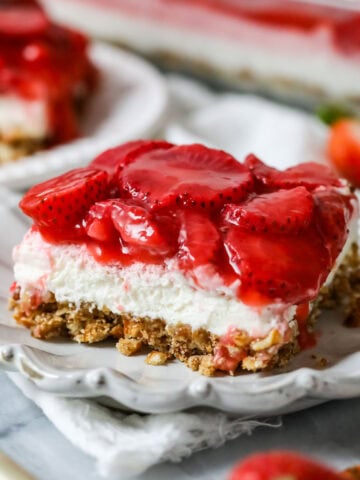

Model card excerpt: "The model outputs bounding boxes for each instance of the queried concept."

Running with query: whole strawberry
[342,466,360,479]
[328,119,360,188]
[229,451,342,480]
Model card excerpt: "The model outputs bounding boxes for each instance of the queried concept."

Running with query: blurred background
[41,0,360,111]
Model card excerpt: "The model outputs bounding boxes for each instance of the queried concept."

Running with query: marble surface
[1,372,360,479]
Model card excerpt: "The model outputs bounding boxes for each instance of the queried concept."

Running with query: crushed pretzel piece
[145,351,169,366]
[251,329,282,352]
[198,355,216,376]
[117,338,143,356]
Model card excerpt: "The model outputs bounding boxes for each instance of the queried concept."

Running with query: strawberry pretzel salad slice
[0,0,97,163]
[10,140,360,376]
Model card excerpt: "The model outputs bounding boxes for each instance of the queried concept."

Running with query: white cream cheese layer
[0,96,49,141]
[44,0,360,99]
[13,230,297,338]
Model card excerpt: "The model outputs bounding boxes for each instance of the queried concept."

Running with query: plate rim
[2,342,360,414]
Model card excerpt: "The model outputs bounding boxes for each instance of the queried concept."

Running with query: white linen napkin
[164,74,328,170]
[8,75,327,478]
[9,373,280,479]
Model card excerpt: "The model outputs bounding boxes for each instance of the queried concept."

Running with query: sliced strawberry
[224,227,331,305]
[328,119,360,187]
[90,140,173,176]
[229,451,342,480]
[110,200,173,253]
[84,201,118,242]
[0,1,49,37]
[277,162,343,190]
[222,186,314,235]
[119,144,254,211]
[245,154,342,190]
[244,154,279,190]
[313,189,354,262]
[178,210,220,267]
[19,168,109,228]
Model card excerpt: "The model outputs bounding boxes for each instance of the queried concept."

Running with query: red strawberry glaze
[111,201,172,252]
[0,0,97,144]
[84,201,119,243]
[9,281,18,294]
[296,303,316,350]
[178,210,220,268]
[20,142,356,314]
[213,327,248,374]
[299,332,317,351]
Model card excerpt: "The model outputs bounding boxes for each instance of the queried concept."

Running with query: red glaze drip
[0,0,97,144]
[20,142,356,312]
[296,303,317,350]
[9,281,18,294]
[213,327,247,374]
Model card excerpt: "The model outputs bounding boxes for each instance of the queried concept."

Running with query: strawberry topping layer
[0,0,97,144]
[20,141,355,308]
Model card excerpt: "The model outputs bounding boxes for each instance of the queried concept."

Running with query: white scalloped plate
[1,188,360,414]
[0,42,168,190]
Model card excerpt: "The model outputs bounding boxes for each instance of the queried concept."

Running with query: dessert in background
[10,140,359,376]
[328,118,360,188]
[42,0,360,107]
[0,0,97,163]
